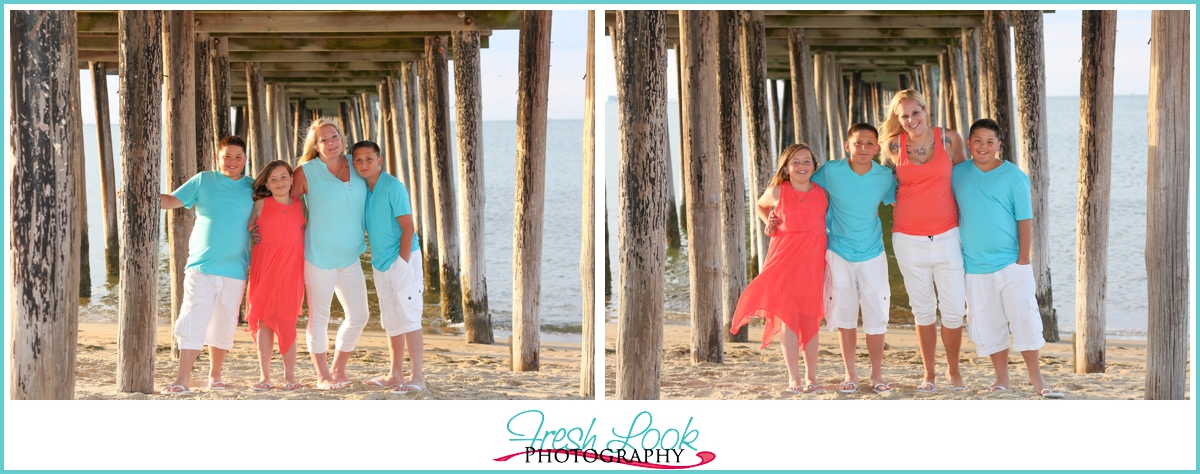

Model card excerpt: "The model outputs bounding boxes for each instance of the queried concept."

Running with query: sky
[78,9,590,125]
[599,10,1155,100]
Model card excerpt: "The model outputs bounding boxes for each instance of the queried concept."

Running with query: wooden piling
[982,11,1015,163]
[452,30,494,345]
[787,28,819,151]
[73,56,90,296]
[674,43,688,230]
[964,28,982,124]
[1074,10,1116,374]
[194,33,214,171]
[949,41,969,135]
[769,78,781,154]
[360,92,376,140]
[426,36,464,324]
[270,84,292,162]
[717,11,748,343]
[740,10,773,272]
[780,80,795,148]
[294,98,309,162]
[402,62,424,234]
[814,53,828,158]
[512,11,552,371]
[1145,10,1190,400]
[580,10,597,398]
[117,10,163,394]
[938,50,953,130]
[614,10,668,400]
[826,56,846,157]
[920,63,937,125]
[377,83,388,159]
[1012,10,1058,342]
[338,101,352,143]
[387,76,408,183]
[681,10,723,364]
[90,62,120,277]
[660,45,679,249]
[245,61,271,175]
[377,80,395,173]
[417,60,441,293]
[210,36,231,142]
[233,105,246,141]
[164,10,198,360]
[10,10,80,399]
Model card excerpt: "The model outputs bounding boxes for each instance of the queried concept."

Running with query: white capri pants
[824,251,891,335]
[372,250,425,337]
[174,269,245,351]
[892,228,966,329]
[304,260,370,354]
[965,263,1046,358]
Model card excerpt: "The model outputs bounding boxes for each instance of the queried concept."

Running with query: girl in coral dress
[731,143,828,393]
[247,160,307,392]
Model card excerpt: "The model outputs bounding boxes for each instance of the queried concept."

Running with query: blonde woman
[879,90,968,392]
[290,118,369,390]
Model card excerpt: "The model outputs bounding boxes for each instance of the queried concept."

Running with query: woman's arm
[881,136,899,168]
[160,194,184,209]
[397,214,415,263]
[946,129,967,164]
[290,166,308,200]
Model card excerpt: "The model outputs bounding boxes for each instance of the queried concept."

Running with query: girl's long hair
[878,89,930,152]
[252,160,294,201]
[770,143,820,187]
[298,117,346,163]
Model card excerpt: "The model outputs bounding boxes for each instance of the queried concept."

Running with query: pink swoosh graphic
[494,449,716,469]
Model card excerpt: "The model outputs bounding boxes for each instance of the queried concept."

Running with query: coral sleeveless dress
[247,197,306,353]
[731,182,829,349]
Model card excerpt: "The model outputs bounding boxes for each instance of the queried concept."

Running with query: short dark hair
[969,118,1003,141]
[846,122,879,141]
[350,140,380,156]
[217,135,246,153]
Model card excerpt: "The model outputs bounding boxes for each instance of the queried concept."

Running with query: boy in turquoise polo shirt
[951,118,1062,398]
[810,123,898,395]
[351,141,426,393]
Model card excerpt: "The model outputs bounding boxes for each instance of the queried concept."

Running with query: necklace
[326,156,343,180]
[791,182,812,203]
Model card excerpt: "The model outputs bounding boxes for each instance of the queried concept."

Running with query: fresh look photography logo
[494,410,717,469]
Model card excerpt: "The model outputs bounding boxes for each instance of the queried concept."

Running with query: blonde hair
[770,143,820,187]
[879,89,930,150]
[298,117,346,163]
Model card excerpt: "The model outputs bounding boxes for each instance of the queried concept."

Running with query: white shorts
[372,250,425,337]
[965,263,1046,358]
[892,228,966,329]
[304,260,370,354]
[824,251,891,335]
[174,269,245,351]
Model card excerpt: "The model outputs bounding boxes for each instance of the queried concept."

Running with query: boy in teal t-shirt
[351,140,426,394]
[951,118,1062,398]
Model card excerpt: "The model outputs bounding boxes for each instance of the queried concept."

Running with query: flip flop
[916,382,937,393]
[987,385,1009,392]
[316,381,344,391]
[836,381,858,394]
[391,384,424,395]
[785,385,804,394]
[160,385,191,395]
[207,380,227,391]
[284,382,304,392]
[872,382,893,394]
[803,384,826,393]
[364,376,392,388]
[251,382,271,392]
[1039,388,1065,399]
[950,384,968,392]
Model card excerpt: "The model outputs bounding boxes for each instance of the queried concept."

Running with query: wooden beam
[741,10,773,275]
[580,9,596,398]
[117,10,162,394]
[230,50,423,62]
[426,35,464,325]
[1074,10,1116,374]
[402,62,423,240]
[1144,10,1190,400]
[10,10,81,400]
[452,30,493,346]
[231,61,406,72]
[981,11,1015,162]
[614,10,668,400]
[245,61,273,175]
[195,32,214,171]
[80,11,521,33]
[211,35,231,142]
[91,62,120,278]
[417,59,441,295]
[717,11,748,343]
[163,11,197,360]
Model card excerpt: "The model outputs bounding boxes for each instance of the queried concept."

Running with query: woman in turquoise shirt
[290,118,369,390]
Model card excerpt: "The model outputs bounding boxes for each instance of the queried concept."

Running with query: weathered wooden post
[580,10,597,398]
[117,10,163,394]
[949,42,969,135]
[245,61,272,175]
[982,10,1015,163]
[1074,10,1116,374]
[91,62,120,277]
[920,63,938,125]
[512,11,552,371]
[615,10,668,400]
[453,30,494,345]
[740,10,773,273]
[294,98,309,162]
[10,10,80,400]
[825,56,846,157]
[402,62,424,231]
[360,92,376,140]
[273,85,292,162]
[417,60,441,293]
[681,10,723,364]
[387,76,409,185]
[74,60,90,300]
[848,71,862,124]
[377,80,395,174]
[1145,10,1190,400]
[965,28,982,124]
[814,54,828,158]
[769,78,781,154]
[426,36,464,323]
[1012,10,1058,342]
[194,32,214,171]
[661,45,679,249]
[164,10,197,360]
[717,11,748,343]
[233,105,246,141]
[338,102,352,143]
[787,28,819,153]
[210,36,230,143]
[938,51,953,130]
[675,42,688,231]
[779,80,795,149]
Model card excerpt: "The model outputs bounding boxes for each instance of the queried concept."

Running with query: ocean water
[604,95,1177,337]
[78,119,585,343]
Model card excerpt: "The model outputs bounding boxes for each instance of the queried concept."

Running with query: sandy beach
[74,322,586,400]
[604,320,1190,400]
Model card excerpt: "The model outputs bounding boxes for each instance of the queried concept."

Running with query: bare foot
[947,370,965,390]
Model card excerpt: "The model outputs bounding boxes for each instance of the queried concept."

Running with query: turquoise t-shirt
[810,159,897,262]
[951,160,1033,274]
[365,172,422,271]
[301,157,367,269]
[171,170,255,280]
